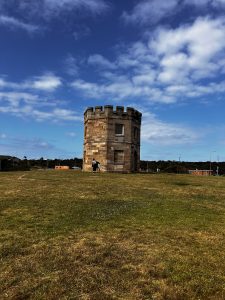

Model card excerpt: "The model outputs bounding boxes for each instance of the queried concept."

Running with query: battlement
[84,105,142,121]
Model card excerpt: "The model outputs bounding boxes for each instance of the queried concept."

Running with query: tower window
[114,150,124,164]
[115,124,124,135]
[134,127,138,139]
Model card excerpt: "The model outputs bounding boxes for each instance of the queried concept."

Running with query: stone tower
[83,105,142,172]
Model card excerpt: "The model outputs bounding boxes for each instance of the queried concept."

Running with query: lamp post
[216,155,220,176]
[177,154,181,174]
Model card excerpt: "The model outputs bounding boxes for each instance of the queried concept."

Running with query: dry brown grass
[0,171,225,299]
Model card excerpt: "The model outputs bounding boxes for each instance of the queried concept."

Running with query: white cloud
[122,0,179,25]
[0,0,109,34]
[71,17,225,104]
[142,112,199,145]
[132,73,156,86]
[1,0,109,21]
[0,79,6,87]
[0,103,82,122]
[73,25,91,40]
[0,133,7,139]
[64,54,80,76]
[31,107,81,122]
[0,92,39,107]
[0,85,82,122]
[215,0,225,5]
[0,78,20,89]
[184,0,225,7]
[122,0,225,27]
[0,15,39,33]
[66,132,77,137]
[30,73,62,91]
[50,108,82,121]
[88,54,116,69]
[0,133,79,159]
[183,0,210,6]
[71,78,175,103]
[150,17,225,56]
[151,17,225,83]
[41,0,109,16]
[71,80,101,98]
[0,73,62,92]
[0,135,58,158]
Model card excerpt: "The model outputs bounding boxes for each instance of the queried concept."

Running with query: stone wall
[83,105,142,172]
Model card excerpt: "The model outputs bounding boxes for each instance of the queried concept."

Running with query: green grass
[0,171,225,299]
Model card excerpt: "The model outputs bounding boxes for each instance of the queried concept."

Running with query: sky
[0,0,225,161]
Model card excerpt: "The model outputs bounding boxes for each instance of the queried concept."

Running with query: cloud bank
[71,17,225,105]
[0,73,81,122]
[0,0,109,32]
[122,0,225,26]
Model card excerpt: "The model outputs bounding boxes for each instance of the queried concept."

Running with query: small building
[55,166,70,170]
[83,105,142,173]
[189,170,213,176]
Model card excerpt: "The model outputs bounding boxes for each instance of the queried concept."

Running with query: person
[96,161,101,172]
[92,158,97,172]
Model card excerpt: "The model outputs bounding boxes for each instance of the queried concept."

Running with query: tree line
[140,160,222,174]
[0,157,82,171]
[0,156,223,174]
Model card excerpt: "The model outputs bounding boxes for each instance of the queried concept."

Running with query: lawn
[0,171,225,299]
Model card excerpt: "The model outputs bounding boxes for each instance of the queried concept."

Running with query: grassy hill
[0,171,225,299]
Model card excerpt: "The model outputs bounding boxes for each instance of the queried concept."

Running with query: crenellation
[126,107,134,116]
[84,107,94,115]
[104,105,113,115]
[84,105,141,122]
[116,106,124,113]
[95,106,103,113]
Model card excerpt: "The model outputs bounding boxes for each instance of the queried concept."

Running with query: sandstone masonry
[83,105,142,172]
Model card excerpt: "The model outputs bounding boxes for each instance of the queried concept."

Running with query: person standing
[96,161,101,172]
[92,158,97,172]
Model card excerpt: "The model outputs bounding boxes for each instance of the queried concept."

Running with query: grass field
[0,170,225,299]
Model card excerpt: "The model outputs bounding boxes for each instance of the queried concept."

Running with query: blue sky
[0,0,225,161]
